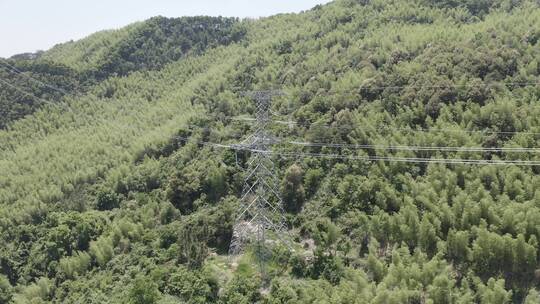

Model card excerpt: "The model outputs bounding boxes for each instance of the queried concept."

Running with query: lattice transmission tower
[229,90,290,259]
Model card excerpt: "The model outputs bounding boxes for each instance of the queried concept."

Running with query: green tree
[267,278,298,304]
[477,278,512,304]
[96,189,121,211]
[219,274,261,304]
[524,289,540,304]
[129,276,161,304]
[89,236,114,267]
[281,164,306,213]
[447,230,471,264]
[163,266,217,303]
[0,274,12,304]
[203,164,228,203]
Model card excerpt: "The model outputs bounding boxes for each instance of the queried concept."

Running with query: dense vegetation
[0,59,81,129]
[1,0,540,303]
[41,16,246,78]
[0,16,244,129]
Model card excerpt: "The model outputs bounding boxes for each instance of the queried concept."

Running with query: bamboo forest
[1,0,540,303]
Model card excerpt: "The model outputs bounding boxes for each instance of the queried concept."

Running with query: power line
[264,118,540,137]
[272,151,540,166]
[174,136,540,166]
[0,59,69,95]
[0,77,72,113]
[176,123,540,154]
[229,116,294,126]
[306,80,540,93]
[372,125,540,136]
[234,80,540,99]
[226,114,540,136]
[178,120,540,154]
[0,78,51,104]
[226,115,540,139]
[288,141,540,153]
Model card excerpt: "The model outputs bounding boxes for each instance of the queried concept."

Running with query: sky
[0,0,332,58]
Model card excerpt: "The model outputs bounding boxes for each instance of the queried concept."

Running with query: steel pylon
[229,90,290,258]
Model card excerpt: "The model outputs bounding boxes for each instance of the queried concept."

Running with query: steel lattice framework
[229,90,290,258]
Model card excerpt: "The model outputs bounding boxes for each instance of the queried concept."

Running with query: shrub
[96,189,120,211]
[0,275,12,304]
[129,276,161,304]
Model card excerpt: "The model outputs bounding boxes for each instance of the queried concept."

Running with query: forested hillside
[1,0,540,303]
[0,16,244,129]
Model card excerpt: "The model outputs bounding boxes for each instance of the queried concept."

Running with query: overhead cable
[0,59,68,94]
[174,136,540,166]
[0,77,72,112]
[288,141,540,153]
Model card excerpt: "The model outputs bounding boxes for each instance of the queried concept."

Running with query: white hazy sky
[0,0,332,58]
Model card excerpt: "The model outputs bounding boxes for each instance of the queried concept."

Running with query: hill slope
[1,0,540,303]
